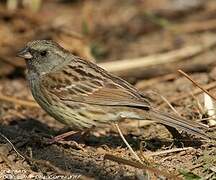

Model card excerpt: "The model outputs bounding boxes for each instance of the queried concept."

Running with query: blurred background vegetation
[1,0,216,80]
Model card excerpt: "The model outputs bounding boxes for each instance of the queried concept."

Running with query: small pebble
[0,144,12,156]
[8,154,16,162]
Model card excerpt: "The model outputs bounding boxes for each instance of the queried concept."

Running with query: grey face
[17,40,67,74]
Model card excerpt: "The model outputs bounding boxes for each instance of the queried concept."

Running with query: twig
[178,69,216,101]
[104,154,181,180]
[114,124,143,164]
[190,92,205,116]
[144,147,193,157]
[0,132,25,160]
[99,38,216,75]
[150,91,181,116]
[178,70,216,123]
[0,93,39,108]
[159,81,216,107]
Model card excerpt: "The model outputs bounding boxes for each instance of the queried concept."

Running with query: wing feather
[40,60,150,108]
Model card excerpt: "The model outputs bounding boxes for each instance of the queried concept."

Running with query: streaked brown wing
[40,60,150,108]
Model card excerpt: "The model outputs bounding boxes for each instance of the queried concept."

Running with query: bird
[17,40,210,140]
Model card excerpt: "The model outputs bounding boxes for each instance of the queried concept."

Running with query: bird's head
[17,40,69,74]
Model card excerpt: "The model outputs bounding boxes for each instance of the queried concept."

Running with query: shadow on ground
[0,118,205,179]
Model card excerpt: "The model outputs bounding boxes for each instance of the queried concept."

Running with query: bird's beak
[17,47,33,60]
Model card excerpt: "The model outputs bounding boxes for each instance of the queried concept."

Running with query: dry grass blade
[145,147,193,157]
[99,37,216,75]
[104,154,181,180]
[114,124,144,164]
[177,70,216,127]
[150,91,181,116]
[178,69,216,101]
[0,93,39,108]
[159,81,216,107]
[0,132,25,160]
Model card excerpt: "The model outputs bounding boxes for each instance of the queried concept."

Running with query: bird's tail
[148,108,210,140]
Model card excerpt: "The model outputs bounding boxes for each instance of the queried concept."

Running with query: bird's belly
[29,82,117,129]
[28,76,144,130]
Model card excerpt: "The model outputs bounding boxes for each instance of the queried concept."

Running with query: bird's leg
[49,131,81,143]
[164,125,183,139]
[49,129,91,144]
[164,125,192,146]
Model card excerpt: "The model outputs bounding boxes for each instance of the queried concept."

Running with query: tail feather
[149,109,210,140]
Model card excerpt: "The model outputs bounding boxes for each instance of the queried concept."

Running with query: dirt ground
[0,0,216,179]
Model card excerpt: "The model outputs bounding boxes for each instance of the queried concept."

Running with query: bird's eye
[40,50,47,57]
